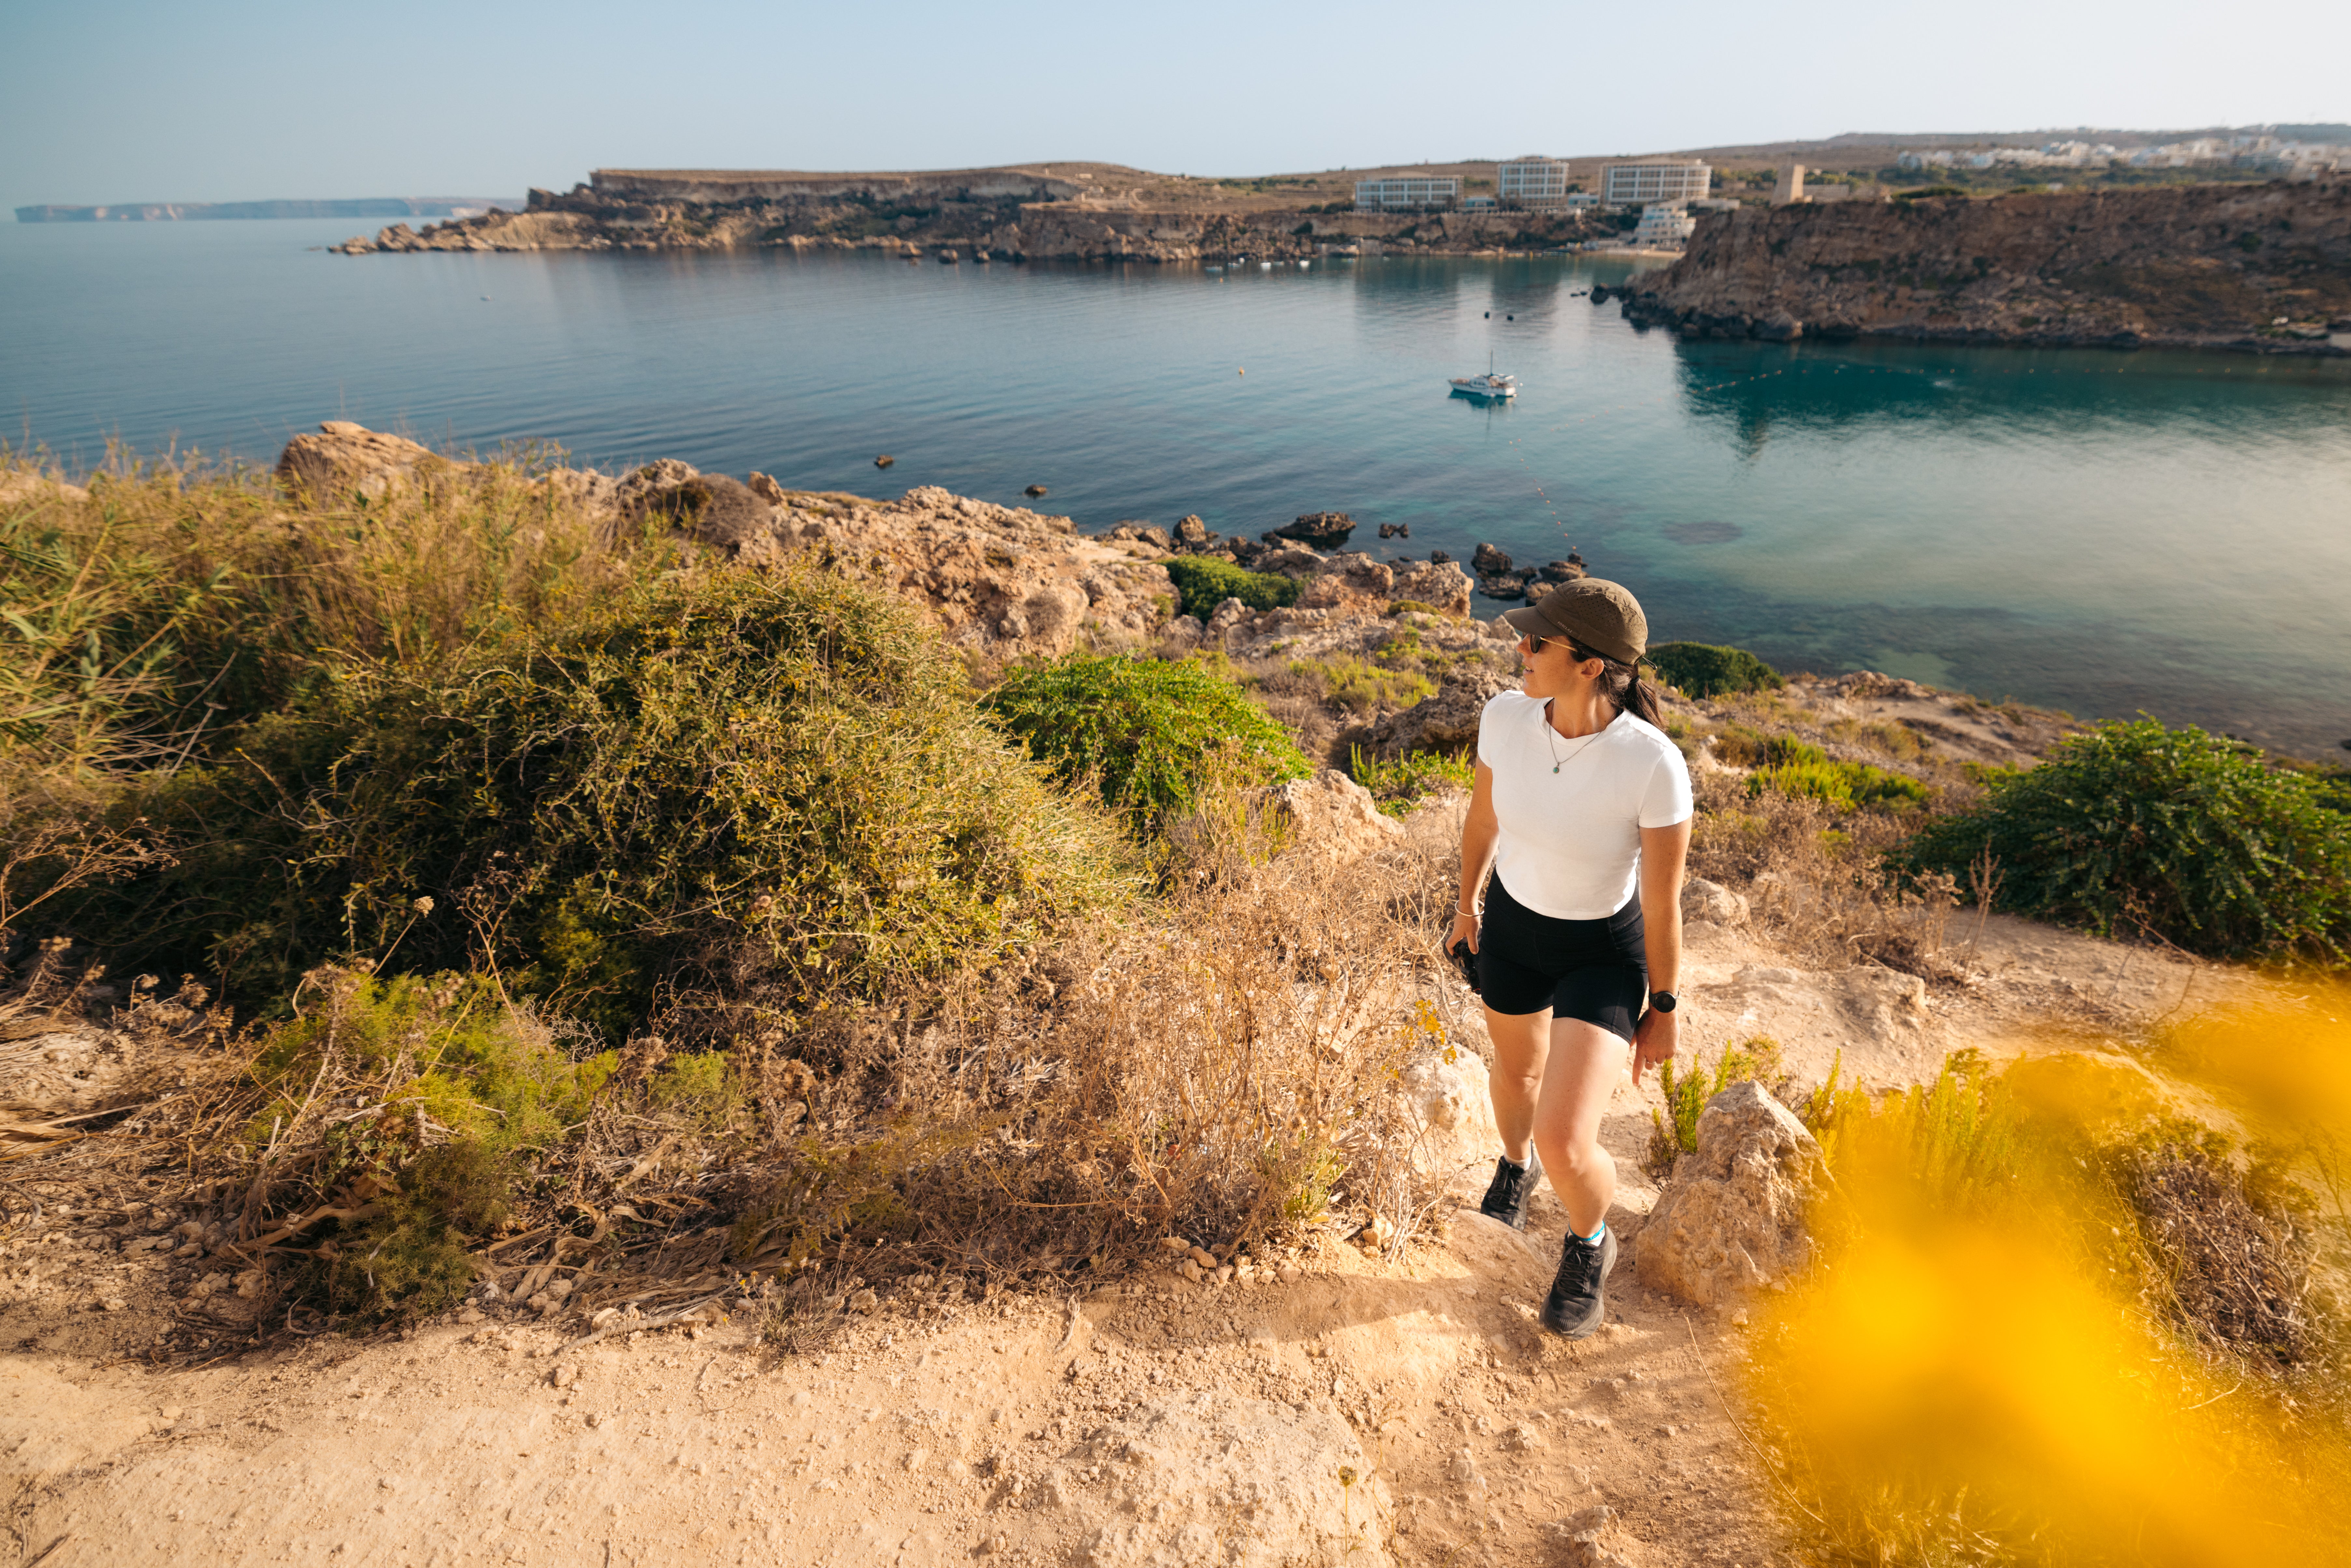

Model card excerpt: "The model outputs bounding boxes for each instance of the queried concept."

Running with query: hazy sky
[7,0,2347,208]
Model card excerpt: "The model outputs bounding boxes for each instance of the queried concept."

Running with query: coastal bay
[4,217,2349,754]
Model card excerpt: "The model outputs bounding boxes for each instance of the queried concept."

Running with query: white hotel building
[1497,156,1574,209]
[1600,161,1713,208]
[1353,176,1460,211]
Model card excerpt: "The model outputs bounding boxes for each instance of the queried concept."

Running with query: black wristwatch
[1648,991,1678,1014]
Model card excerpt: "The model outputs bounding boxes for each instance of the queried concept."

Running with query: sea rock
[1071,1391,1391,1567]
[1634,1081,1826,1307]
[1173,514,1213,550]
[1361,669,1515,760]
[1271,511,1356,548]
[1536,561,1587,583]
[1471,543,1512,575]
[1376,522,1410,539]
[1099,522,1172,553]
[274,420,447,502]
[1680,878,1749,926]
[1264,769,1405,862]
[1397,1048,1499,1194]
[1476,573,1527,601]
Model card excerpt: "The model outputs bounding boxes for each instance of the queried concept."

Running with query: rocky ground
[0,445,2286,1565]
[0,861,2269,1568]
[1616,178,2351,353]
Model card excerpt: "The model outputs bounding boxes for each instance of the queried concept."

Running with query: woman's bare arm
[1629,818,1692,1080]
[1452,762,1501,952]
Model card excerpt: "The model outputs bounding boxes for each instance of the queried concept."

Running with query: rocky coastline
[330,165,1603,263]
[1613,179,2351,354]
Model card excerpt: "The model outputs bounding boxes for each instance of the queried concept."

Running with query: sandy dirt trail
[1,910,2249,1568]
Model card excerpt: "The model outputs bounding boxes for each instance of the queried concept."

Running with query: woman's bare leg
[1529,1019,1630,1237]
[1482,1005,1551,1166]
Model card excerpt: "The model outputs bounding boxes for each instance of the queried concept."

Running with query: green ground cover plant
[984,652,1308,831]
[1900,719,2351,962]
[1745,737,1931,811]
[1161,556,1301,619]
[1646,641,1784,699]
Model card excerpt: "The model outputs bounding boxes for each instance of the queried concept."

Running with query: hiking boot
[1540,1226,1617,1339]
[1478,1152,1542,1231]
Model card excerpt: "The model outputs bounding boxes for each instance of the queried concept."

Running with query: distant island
[14,197,521,223]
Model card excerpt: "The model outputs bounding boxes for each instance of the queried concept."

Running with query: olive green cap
[1500,578,1649,666]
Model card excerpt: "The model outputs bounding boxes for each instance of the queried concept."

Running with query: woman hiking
[1448,578,1691,1339]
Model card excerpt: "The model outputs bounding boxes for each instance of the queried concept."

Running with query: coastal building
[1463,195,1498,209]
[1632,203,1697,249]
[1600,161,1711,207]
[1497,156,1574,209]
[1563,192,1602,211]
[1353,176,1460,211]
[1772,164,1807,205]
[1690,197,1740,213]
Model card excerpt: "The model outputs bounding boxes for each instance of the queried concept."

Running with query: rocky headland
[329,165,1602,263]
[1614,178,2351,352]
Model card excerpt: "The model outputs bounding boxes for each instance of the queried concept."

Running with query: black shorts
[1476,875,1648,1040]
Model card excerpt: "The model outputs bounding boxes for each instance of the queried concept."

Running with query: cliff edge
[1617,180,2351,353]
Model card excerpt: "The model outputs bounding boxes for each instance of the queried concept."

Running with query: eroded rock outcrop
[1620,180,2351,353]
[1070,1391,1390,1567]
[275,421,449,501]
[1265,768,1406,862]
[1361,668,1516,761]
[1633,1081,1826,1307]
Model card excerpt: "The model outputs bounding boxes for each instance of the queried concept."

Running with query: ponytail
[1569,640,1666,729]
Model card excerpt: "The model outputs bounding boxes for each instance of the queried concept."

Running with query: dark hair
[1568,639,1666,728]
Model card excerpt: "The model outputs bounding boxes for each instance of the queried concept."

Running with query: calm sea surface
[6,218,2349,754]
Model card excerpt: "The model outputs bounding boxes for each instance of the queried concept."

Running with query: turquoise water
[5,218,2349,755]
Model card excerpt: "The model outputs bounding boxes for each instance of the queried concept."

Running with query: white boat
[1449,371,1517,399]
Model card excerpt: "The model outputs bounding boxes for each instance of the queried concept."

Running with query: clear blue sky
[6,0,2346,208]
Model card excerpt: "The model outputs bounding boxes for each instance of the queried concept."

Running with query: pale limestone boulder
[1073,1391,1390,1567]
[1266,769,1405,863]
[1680,877,1749,926]
[1361,668,1515,761]
[1633,1080,1825,1307]
[1389,559,1474,617]
[1398,1047,1499,1194]
[274,420,446,502]
[0,473,91,508]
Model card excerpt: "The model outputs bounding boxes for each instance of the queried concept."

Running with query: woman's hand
[1448,909,1479,955]
[1630,1005,1678,1083]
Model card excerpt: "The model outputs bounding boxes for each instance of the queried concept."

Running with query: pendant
[1552,763,1561,773]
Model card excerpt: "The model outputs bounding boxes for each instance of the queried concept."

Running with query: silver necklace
[1542,701,1606,774]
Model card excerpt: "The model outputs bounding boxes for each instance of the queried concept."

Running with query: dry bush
[1689,772,1966,980]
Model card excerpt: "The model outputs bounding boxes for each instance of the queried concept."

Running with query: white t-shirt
[1475,693,1693,920]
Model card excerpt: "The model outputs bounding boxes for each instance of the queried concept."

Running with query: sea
[5,217,2349,756]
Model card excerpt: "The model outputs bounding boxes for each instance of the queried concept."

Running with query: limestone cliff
[1616,180,2351,352]
[332,167,1597,262]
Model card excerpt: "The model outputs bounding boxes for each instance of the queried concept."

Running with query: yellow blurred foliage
[1744,1013,2351,1567]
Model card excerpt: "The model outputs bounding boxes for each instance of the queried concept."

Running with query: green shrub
[1649,642,1784,698]
[984,653,1309,830]
[1163,556,1302,619]
[64,565,1132,1033]
[1899,720,2351,962]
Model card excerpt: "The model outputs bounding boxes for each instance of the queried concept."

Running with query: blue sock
[1575,1220,1607,1245]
